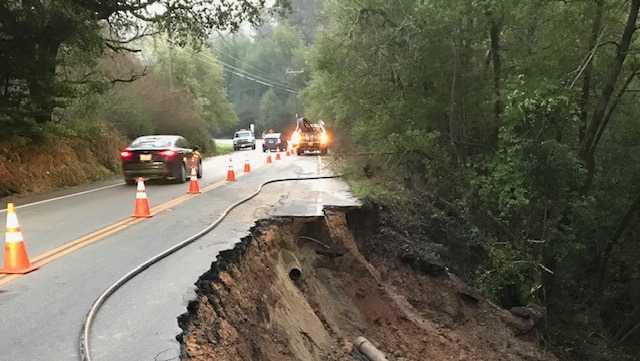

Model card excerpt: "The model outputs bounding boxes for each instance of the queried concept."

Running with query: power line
[215,57,296,92]
[209,43,279,83]
[212,57,298,94]
[212,33,280,78]
[194,52,298,95]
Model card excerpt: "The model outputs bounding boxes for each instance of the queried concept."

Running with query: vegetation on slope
[303,1,640,360]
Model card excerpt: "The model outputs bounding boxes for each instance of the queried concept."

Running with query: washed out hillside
[0,1,639,361]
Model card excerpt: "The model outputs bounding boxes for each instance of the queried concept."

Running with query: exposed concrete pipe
[355,336,389,361]
[282,250,303,281]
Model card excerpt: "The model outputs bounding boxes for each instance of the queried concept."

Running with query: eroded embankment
[177,207,557,361]
[0,130,125,197]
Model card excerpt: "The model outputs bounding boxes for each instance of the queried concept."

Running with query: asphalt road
[0,141,358,361]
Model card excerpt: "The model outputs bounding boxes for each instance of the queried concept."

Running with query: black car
[262,133,287,152]
[120,135,202,185]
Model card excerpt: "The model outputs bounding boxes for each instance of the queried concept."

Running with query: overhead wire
[212,32,280,78]
[208,43,277,83]
[194,51,298,95]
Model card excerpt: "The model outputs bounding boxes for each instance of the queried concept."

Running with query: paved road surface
[0,142,358,361]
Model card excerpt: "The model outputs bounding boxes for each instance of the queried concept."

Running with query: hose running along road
[79,175,342,361]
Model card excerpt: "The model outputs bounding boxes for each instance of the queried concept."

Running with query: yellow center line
[0,154,289,287]
[0,174,238,287]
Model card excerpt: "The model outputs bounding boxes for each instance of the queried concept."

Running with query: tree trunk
[449,41,458,148]
[578,0,604,143]
[593,70,639,147]
[597,191,640,293]
[26,32,63,124]
[580,0,640,191]
[489,16,504,144]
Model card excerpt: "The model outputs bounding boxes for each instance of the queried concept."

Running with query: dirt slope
[0,130,124,197]
[177,209,557,361]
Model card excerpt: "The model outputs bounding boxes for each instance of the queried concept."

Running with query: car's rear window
[265,133,281,138]
[129,137,174,149]
[235,131,252,138]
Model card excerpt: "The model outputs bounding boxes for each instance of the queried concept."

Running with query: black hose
[79,175,342,361]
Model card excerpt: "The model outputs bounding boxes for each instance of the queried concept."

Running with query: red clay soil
[177,211,557,361]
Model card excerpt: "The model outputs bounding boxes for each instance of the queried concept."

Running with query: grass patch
[215,142,234,156]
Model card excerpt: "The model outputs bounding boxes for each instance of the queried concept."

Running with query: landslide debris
[177,208,557,361]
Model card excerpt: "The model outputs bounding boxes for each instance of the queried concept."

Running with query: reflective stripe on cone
[1,203,37,274]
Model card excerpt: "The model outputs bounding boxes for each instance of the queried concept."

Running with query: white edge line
[0,182,125,213]
[0,147,250,213]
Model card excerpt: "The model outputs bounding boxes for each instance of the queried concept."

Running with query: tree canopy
[0,0,270,136]
[304,0,640,359]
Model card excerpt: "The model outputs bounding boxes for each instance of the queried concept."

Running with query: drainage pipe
[355,336,389,361]
[281,250,303,281]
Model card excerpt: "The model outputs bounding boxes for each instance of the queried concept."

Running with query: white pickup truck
[232,130,256,150]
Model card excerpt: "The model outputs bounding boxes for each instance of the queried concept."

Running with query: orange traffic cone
[226,157,236,181]
[133,178,152,218]
[266,153,273,164]
[276,151,281,160]
[188,167,200,194]
[243,157,251,173]
[1,203,37,274]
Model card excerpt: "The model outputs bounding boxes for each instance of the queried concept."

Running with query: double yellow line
[0,179,227,287]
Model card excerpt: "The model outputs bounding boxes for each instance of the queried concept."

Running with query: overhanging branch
[109,66,148,84]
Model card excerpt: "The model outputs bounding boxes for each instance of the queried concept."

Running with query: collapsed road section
[177,207,557,361]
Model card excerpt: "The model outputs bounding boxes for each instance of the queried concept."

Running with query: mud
[177,208,557,361]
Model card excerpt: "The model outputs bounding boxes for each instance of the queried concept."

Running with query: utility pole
[286,69,305,115]
[168,29,174,91]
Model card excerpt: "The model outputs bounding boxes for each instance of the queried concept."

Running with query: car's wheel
[174,163,186,183]
[263,148,266,153]
[233,146,238,151]
[197,161,203,178]
[252,145,256,150]
[320,147,328,155]
[125,178,136,185]
[297,148,303,156]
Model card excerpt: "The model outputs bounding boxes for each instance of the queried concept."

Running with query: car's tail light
[160,150,177,157]
[120,151,132,159]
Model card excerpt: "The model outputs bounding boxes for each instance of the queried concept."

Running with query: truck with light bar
[289,118,330,155]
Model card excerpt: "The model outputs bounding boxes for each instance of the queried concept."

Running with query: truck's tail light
[291,131,301,145]
[320,132,329,145]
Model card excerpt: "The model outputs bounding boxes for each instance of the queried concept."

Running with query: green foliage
[152,43,239,134]
[57,41,238,154]
[480,88,582,219]
[305,0,640,357]
[212,21,308,134]
[0,0,276,137]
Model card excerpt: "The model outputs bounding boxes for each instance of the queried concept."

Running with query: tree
[212,22,306,133]
[304,0,640,357]
[578,0,640,190]
[0,0,276,136]
[258,89,281,134]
